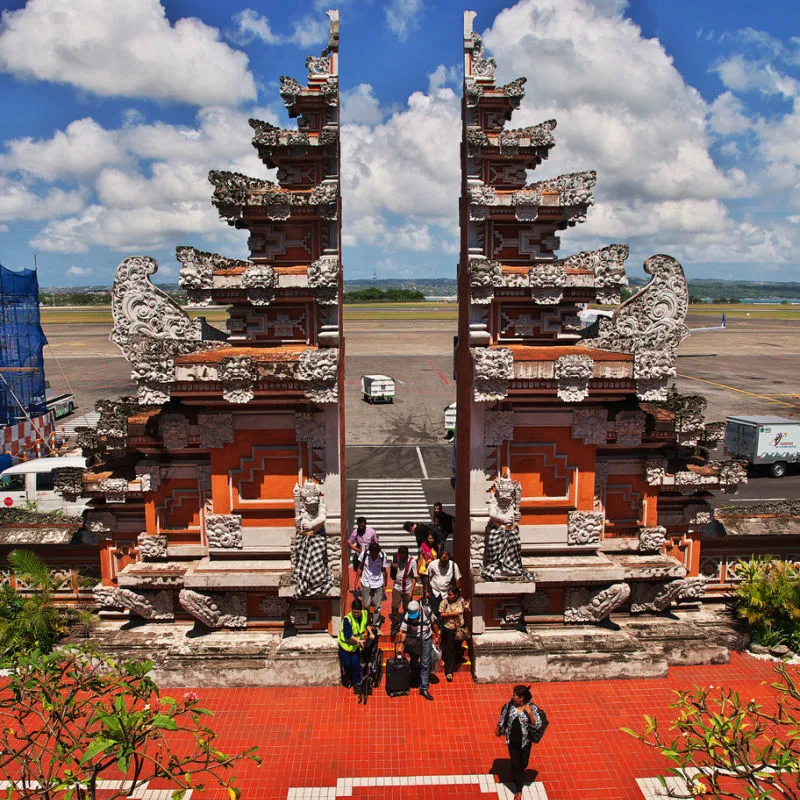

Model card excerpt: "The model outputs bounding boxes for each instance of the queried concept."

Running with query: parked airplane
[577,305,726,333]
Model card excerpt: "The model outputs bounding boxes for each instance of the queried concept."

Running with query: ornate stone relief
[469,257,503,304]
[645,456,668,485]
[511,171,596,220]
[528,263,566,305]
[630,577,709,614]
[279,76,303,106]
[198,414,235,449]
[614,409,646,447]
[472,348,513,402]
[554,354,593,403]
[159,412,190,450]
[470,32,496,79]
[242,263,277,306]
[306,53,330,77]
[100,478,128,504]
[464,79,483,106]
[220,356,255,404]
[501,78,527,100]
[567,510,603,546]
[85,512,115,536]
[52,467,85,501]
[205,514,243,549]
[260,596,289,617]
[135,462,162,493]
[470,534,485,574]
[93,585,121,609]
[298,348,338,403]
[638,526,667,554]
[117,588,174,620]
[564,583,630,623]
[560,244,629,305]
[684,505,713,528]
[137,533,168,561]
[176,246,248,306]
[295,412,326,448]
[484,410,514,447]
[571,408,608,445]
[584,254,690,400]
[179,589,247,629]
[307,255,340,305]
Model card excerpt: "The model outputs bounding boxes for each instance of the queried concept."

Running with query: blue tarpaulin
[0,263,47,426]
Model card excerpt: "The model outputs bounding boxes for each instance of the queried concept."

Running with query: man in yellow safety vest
[338,597,370,688]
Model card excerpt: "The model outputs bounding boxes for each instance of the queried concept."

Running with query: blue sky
[0,0,799,286]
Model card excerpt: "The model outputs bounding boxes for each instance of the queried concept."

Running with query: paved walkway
[149,653,788,800]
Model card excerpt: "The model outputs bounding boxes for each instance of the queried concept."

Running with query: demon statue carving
[482,474,535,582]
[291,480,334,597]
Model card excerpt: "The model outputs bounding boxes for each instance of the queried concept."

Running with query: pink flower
[183,691,199,703]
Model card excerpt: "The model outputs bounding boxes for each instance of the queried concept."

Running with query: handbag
[529,705,549,743]
[455,625,472,642]
[431,639,442,666]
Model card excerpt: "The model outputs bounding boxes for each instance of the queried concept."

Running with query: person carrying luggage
[398,599,439,701]
[438,584,470,681]
[495,685,545,800]
[355,540,389,627]
[338,598,370,688]
[426,550,461,625]
[390,545,418,637]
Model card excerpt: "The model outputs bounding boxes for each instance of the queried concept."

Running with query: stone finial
[116,588,174,620]
[93,585,121,609]
[564,583,630,623]
[179,589,247,629]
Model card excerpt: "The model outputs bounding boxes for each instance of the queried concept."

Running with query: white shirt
[359,550,388,589]
[427,559,461,596]
[393,556,418,594]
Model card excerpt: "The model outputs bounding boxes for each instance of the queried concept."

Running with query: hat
[407,600,420,619]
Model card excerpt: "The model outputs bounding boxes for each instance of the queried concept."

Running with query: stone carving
[466,127,490,150]
[469,257,503,304]
[137,533,168,561]
[472,348,513,402]
[93,585,121,609]
[279,75,303,106]
[53,467,84,501]
[205,514,243,549]
[306,53,330,77]
[558,244,629,305]
[464,79,483,106]
[198,414,234,449]
[634,349,676,401]
[571,408,607,445]
[309,182,338,207]
[179,589,247,629]
[319,77,339,105]
[470,32,496,79]
[159,412,190,450]
[630,577,709,614]
[176,246,213,304]
[298,349,338,403]
[260,596,289,617]
[645,456,668,485]
[135,462,162,493]
[220,356,255,404]
[468,183,496,216]
[529,263,566,305]
[318,127,338,146]
[615,409,646,447]
[564,583,630,623]
[567,510,603,546]
[484,410,514,447]
[584,255,690,368]
[100,478,128,504]
[638,526,667,554]
[512,171,597,217]
[482,475,535,582]
[501,77,527,99]
[554,354,594,403]
[292,480,334,597]
[307,255,339,304]
[685,506,713,527]
[295,412,327,448]
[242,263,277,306]
[86,512,115,535]
[117,588,174,621]
[717,460,748,492]
[470,534,485,573]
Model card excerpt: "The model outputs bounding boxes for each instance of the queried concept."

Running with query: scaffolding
[0,262,47,427]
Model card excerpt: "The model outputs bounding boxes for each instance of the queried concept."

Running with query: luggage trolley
[360,374,395,404]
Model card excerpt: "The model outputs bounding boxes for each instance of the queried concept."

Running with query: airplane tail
[721,312,726,328]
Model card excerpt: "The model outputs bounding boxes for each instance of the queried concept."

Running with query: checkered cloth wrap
[481,524,535,581]
[292,528,334,597]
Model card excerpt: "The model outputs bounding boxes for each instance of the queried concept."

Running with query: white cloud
[427,65,460,93]
[66,265,92,277]
[233,9,328,47]
[720,141,741,157]
[341,84,385,125]
[0,0,256,106]
[0,175,84,222]
[712,56,798,98]
[385,0,422,41]
[0,118,127,180]
[708,91,752,135]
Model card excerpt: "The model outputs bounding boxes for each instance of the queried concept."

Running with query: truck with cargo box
[360,374,395,403]
[725,415,800,478]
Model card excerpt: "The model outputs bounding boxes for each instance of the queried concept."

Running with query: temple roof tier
[466,120,556,166]
[279,75,339,118]
[249,118,338,168]
[209,172,338,224]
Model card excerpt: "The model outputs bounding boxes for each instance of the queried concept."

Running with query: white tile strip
[636,775,695,799]
[0,779,192,798]
[287,774,548,798]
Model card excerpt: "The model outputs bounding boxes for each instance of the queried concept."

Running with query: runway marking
[416,446,429,479]
[426,358,450,385]
[677,373,798,408]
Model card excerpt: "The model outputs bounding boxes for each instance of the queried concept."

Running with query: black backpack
[529,705,549,743]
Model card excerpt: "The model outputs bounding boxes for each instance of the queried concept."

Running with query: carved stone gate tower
[454,12,745,682]
[84,11,346,683]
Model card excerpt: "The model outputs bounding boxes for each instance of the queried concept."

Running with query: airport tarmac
[40,312,800,502]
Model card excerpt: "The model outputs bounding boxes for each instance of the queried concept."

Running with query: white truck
[725,416,800,478]
[360,374,395,404]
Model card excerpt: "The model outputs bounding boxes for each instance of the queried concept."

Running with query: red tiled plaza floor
[157,653,790,800]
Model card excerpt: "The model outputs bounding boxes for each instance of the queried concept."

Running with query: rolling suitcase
[385,644,411,697]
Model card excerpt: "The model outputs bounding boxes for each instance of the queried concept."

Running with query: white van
[0,455,88,515]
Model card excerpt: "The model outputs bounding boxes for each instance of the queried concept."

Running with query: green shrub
[730,557,800,650]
